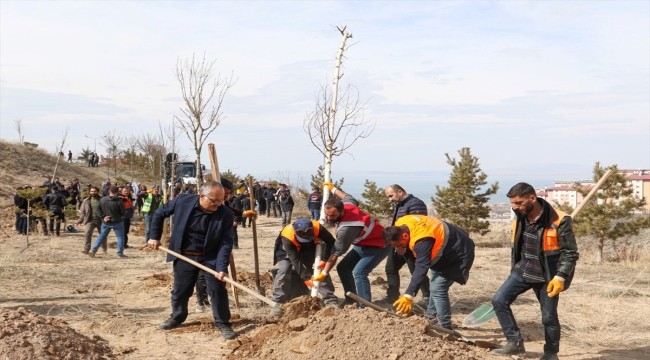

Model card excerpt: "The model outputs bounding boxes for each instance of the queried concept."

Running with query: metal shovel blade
[463,303,496,327]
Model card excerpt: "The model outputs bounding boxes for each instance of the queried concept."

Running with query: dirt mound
[0,307,114,360]
[226,306,489,360]
[131,272,173,291]
[235,270,274,296]
[371,276,387,285]
[280,296,322,322]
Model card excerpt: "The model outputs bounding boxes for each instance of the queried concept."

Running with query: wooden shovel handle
[159,246,277,307]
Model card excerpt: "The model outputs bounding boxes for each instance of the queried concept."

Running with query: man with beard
[76,187,108,254]
[490,183,579,360]
[313,182,391,307]
[380,184,430,307]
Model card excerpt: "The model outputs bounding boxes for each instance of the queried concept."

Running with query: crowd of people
[12,175,577,359]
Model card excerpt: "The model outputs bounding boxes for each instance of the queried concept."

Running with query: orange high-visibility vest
[511,208,570,252]
[396,215,449,266]
[280,219,321,252]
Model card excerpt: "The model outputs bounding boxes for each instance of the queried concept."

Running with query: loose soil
[1,156,649,360]
[0,307,114,360]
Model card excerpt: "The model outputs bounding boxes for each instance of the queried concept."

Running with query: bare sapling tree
[51,126,70,182]
[304,26,374,211]
[162,117,182,190]
[124,135,139,181]
[174,53,236,187]
[303,26,374,296]
[138,133,166,180]
[101,130,124,179]
[14,118,24,144]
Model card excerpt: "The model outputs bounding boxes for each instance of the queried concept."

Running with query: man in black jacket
[264,185,277,217]
[381,184,430,305]
[88,186,126,258]
[490,183,579,360]
[279,189,294,227]
[44,186,67,236]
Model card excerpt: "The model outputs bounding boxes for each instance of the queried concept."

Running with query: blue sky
[1,1,649,199]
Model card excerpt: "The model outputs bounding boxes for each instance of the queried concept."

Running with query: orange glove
[304,280,314,288]
[322,182,333,192]
[312,271,327,282]
[316,261,327,269]
[547,276,565,297]
[393,294,413,314]
[243,210,258,219]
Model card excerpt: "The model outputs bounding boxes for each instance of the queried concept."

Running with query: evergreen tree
[556,163,650,263]
[431,147,498,235]
[220,169,240,183]
[358,180,393,224]
[17,187,50,246]
[310,165,344,191]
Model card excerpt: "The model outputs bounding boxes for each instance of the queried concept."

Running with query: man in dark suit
[148,181,237,340]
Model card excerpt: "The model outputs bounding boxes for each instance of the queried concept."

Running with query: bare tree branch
[174,53,237,187]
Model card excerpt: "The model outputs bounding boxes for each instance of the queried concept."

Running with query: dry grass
[456,225,650,356]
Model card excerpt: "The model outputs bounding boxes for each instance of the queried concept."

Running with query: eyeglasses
[205,195,224,206]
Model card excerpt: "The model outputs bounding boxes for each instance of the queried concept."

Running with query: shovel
[463,303,497,327]
[345,292,498,349]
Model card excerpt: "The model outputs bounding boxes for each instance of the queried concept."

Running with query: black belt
[182,251,203,256]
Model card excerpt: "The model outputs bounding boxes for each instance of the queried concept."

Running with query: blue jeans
[91,222,125,255]
[425,270,455,329]
[337,245,391,307]
[144,214,153,242]
[492,271,560,353]
[310,209,320,220]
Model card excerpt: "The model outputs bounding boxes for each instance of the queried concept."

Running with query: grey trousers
[270,259,337,305]
[84,221,107,252]
[281,211,292,228]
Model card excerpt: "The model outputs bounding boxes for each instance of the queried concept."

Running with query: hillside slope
[0,140,107,206]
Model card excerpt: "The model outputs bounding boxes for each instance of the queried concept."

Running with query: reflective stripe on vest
[511,207,569,252]
[142,194,161,213]
[397,215,449,266]
[280,220,321,252]
[336,204,385,248]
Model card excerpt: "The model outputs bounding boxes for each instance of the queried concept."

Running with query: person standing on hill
[307,188,322,220]
[382,214,475,330]
[490,183,579,360]
[67,150,73,163]
[380,184,430,306]
[264,184,277,217]
[139,186,163,243]
[279,189,294,227]
[119,187,134,249]
[76,187,107,254]
[314,182,390,307]
[88,186,126,258]
[44,186,67,236]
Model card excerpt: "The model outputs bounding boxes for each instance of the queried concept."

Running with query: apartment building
[536,170,650,213]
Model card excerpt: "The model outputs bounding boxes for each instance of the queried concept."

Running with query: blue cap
[293,218,314,243]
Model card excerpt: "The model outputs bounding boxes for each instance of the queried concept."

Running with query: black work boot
[540,352,558,360]
[491,340,526,356]
[219,326,238,340]
[158,318,180,330]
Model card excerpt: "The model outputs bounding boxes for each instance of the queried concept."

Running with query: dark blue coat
[150,194,234,273]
